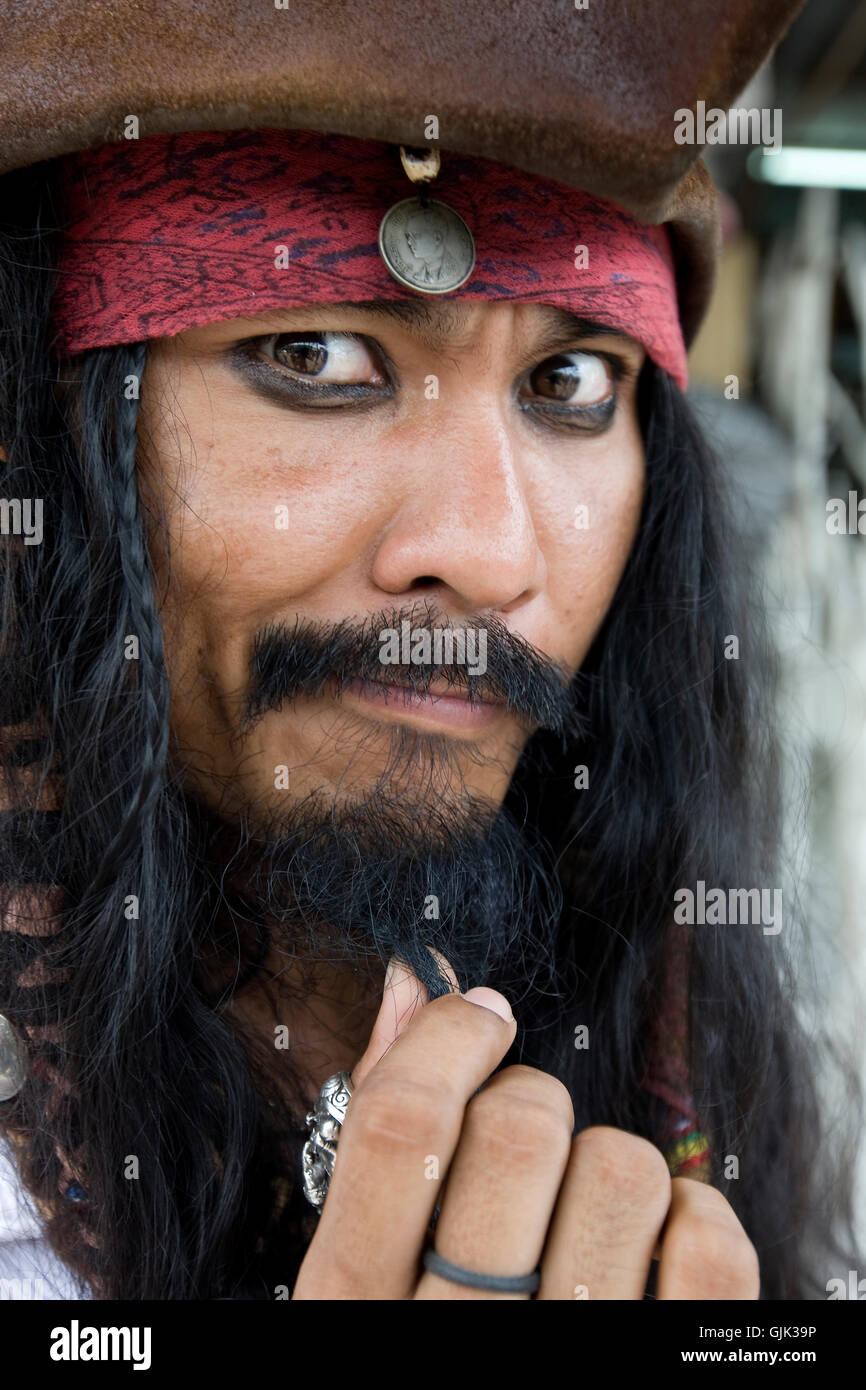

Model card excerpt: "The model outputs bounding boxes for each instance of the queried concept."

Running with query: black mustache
[239,603,580,737]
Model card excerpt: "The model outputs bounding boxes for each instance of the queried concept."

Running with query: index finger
[293,986,516,1300]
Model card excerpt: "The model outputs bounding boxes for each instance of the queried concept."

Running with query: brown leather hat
[0,0,805,344]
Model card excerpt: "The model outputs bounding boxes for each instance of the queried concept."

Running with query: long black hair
[0,155,861,1300]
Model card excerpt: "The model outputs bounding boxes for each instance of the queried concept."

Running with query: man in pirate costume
[0,0,858,1301]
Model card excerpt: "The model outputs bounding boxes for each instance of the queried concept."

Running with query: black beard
[188,769,563,1006]
[188,597,578,1005]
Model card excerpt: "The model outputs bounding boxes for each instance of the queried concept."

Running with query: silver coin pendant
[378,196,475,294]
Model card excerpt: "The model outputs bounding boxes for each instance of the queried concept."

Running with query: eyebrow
[256,298,631,356]
[358,300,627,354]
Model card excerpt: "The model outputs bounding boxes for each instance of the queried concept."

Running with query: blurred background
[686,0,866,1276]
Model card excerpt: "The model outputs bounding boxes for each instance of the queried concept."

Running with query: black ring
[423,1248,540,1294]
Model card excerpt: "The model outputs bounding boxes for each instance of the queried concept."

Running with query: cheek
[139,382,368,632]
[538,431,645,665]
[136,377,403,733]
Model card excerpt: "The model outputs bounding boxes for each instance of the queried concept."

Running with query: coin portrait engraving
[378,197,476,294]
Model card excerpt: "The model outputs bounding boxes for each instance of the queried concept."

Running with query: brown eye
[275,335,329,375]
[529,352,613,406]
[269,332,385,383]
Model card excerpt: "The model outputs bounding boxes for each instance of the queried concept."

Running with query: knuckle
[572,1126,672,1204]
[572,1123,675,1223]
[349,1073,447,1154]
[668,1178,761,1291]
[485,1064,575,1125]
[436,989,511,1040]
[465,1067,574,1161]
[669,1210,761,1293]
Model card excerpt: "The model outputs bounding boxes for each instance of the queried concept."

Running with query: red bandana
[50,127,687,388]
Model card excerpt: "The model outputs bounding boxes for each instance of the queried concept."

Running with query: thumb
[351,948,460,1090]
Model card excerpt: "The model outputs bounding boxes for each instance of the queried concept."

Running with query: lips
[350,676,501,703]
[337,676,507,731]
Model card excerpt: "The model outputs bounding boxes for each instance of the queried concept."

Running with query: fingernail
[461,987,514,1023]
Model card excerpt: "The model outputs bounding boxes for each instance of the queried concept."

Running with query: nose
[369,404,546,614]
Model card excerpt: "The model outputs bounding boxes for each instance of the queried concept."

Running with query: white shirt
[0,1138,92,1299]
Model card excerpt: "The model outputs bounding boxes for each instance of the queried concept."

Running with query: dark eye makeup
[227,330,633,435]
